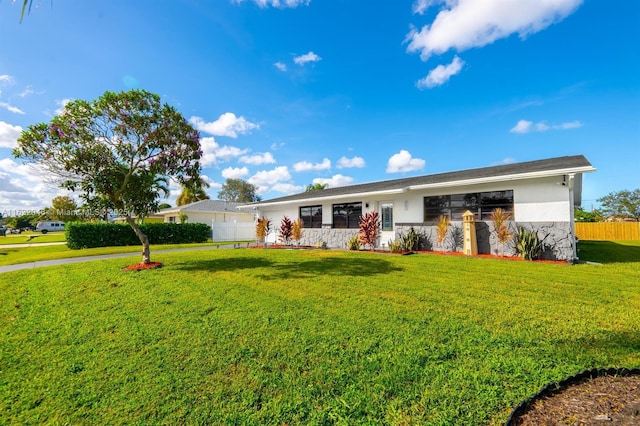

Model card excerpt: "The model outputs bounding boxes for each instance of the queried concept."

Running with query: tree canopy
[218,178,261,203]
[305,183,327,192]
[14,89,203,264]
[177,178,210,206]
[50,195,80,222]
[597,189,640,221]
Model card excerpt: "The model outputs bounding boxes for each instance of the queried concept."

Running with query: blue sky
[0,0,638,212]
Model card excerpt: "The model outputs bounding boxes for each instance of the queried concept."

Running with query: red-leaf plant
[358,211,380,250]
[279,215,293,245]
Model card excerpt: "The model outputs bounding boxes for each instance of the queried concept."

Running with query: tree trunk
[125,216,151,264]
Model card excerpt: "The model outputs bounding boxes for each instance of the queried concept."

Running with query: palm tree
[305,183,328,192]
[176,178,210,206]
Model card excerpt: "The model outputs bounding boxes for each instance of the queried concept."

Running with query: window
[424,190,513,221]
[300,205,323,228]
[381,204,393,231]
[332,202,362,228]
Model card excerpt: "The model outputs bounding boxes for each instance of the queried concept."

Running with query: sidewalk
[0,244,237,274]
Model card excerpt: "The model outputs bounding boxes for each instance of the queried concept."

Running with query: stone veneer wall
[295,221,575,261]
[395,221,574,261]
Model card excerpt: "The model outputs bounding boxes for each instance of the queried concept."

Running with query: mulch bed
[121,262,163,271]
[507,369,640,425]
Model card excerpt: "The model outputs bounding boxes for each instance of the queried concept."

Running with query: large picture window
[424,190,513,221]
[332,202,362,228]
[300,205,323,228]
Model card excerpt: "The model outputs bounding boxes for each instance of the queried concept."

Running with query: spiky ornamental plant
[279,216,293,245]
[256,216,271,245]
[358,210,380,250]
[291,218,303,246]
[14,89,203,265]
[436,215,450,246]
[489,208,514,255]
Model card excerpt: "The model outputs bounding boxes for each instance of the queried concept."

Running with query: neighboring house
[158,199,256,241]
[239,155,595,261]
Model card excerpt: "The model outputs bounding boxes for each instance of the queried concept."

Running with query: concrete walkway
[0,241,66,249]
[0,244,237,274]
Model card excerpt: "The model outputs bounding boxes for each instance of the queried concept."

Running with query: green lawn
[0,232,66,244]
[0,241,253,267]
[1,243,639,425]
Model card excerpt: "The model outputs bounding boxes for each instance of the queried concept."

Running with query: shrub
[279,216,293,245]
[490,208,513,245]
[347,234,361,251]
[358,211,380,250]
[65,222,210,249]
[256,217,271,242]
[399,227,423,251]
[387,239,403,253]
[515,227,543,260]
[436,215,450,245]
[292,218,303,245]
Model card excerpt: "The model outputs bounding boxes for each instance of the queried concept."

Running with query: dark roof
[250,155,594,206]
[160,199,247,213]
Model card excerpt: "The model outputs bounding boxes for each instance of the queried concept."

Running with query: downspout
[567,174,577,261]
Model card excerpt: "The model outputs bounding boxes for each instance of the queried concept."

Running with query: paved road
[0,244,238,274]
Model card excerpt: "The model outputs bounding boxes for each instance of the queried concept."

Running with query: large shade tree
[218,178,261,203]
[597,189,640,221]
[14,89,203,264]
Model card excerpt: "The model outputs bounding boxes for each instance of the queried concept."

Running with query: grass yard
[0,241,252,267]
[1,243,639,425]
[0,232,67,245]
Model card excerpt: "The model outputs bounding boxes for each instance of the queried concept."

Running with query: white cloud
[313,174,354,188]
[248,166,293,194]
[0,102,25,115]
[54,98,73,115]
[416,56,464,89]
[412,0,434,15]
[199,136,249,166]
[510,120,533,134]
[0,159,63,209]
[0,121,22,148]
[18,85,38,98]
[0,75,14,85]
[336,156,365,169]
[239,152,276,165]
[274,62,288,72]
[293,158,331,172]
[233,0,310,8]
[294,51,322,66]
[221,166,250,179]
[386,150,425,173]
[271,183,304,194]
[189,112,259,138]
[407,0,583,61]
[510,119,583,134]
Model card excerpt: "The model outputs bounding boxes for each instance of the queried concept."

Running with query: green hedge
[65,222,211,249]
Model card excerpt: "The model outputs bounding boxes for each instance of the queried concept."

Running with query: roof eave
[408,166,596,191]
[238,188,408,209]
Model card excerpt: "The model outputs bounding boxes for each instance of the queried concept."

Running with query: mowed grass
[0,232,67,245]
[1,245,639,425]
[0,241,252,267]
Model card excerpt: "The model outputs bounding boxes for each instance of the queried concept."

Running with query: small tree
[279,216,293,245]
[176,178,210,206]
[489,208,513,255]
[292,218,303,246]
[179,213,189,224]
[14,89,203,264]
[358,211,380,250]
[256,216,271,247]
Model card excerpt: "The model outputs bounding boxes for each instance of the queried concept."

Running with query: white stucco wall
[254,175,574,232]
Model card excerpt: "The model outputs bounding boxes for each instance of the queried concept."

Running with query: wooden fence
[575,222,640,240]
